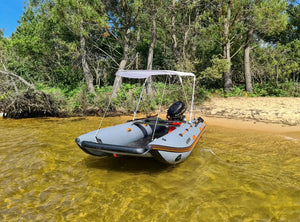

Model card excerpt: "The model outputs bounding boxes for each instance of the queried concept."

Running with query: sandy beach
[195,97,300,134]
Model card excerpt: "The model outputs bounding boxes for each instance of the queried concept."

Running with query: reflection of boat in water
[75,70,206,164]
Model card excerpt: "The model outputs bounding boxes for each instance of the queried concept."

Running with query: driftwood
[0,69,59,118]
[0,89,59,118]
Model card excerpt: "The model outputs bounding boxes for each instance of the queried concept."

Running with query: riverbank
[2,95,300,132]
[197,97,300,126]
[193,97,300,137]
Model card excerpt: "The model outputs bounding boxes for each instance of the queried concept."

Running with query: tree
[102,0,142,97]
[243,0,288,92]
[266,2,300,44]
[214,0,247,91]
[221,0,234,91]
[51,0,107,94]
[145,0,160,95]
[9,0,85,89]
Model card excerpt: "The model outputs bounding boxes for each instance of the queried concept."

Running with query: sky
[0,0,28,37]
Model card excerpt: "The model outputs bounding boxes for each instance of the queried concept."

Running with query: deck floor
[126,126,168,148]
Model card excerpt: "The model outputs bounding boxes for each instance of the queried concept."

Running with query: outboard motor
[167,101,186,121]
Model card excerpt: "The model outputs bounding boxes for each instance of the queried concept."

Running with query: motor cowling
[167,101,186,121]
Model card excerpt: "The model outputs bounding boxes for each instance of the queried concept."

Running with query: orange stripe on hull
[151,125,206,153]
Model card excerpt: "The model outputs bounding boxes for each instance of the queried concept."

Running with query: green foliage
[52,0,107,35]
[199,55,229,81]
[253,0,288,36]
[1,0,300,118]
[208,82,300,98]
[251,39,300,84]
[197,87,210,103]
[211,85,246,97]
[253,82,300,97]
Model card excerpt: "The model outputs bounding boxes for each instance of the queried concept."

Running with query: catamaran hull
[148,118,206,164]
[75,118,206,164]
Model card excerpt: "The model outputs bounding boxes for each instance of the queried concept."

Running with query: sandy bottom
[1,116,299,221]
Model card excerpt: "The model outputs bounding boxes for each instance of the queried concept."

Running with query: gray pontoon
[75,70,206,164]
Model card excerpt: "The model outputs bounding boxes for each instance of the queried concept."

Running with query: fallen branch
[0,70,60,118]
[1,89,59,118]
[0,69,36,90]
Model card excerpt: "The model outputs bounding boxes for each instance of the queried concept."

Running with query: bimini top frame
[116,70,196,122]
[95,70,196,140]
[116,70,195,79]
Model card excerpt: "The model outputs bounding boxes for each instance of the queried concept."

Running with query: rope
[178,75,190,120]
[152,76,168,141]
[95,78,118,140]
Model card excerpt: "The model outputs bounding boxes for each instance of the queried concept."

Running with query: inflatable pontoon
[75,70,206,164]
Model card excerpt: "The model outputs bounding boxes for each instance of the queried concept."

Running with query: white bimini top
[116,70,195,79]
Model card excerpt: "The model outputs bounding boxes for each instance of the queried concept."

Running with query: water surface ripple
[0,117,299,221]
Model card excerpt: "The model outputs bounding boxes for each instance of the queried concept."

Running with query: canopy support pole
[95,77,117,140]
[190,76,196,121]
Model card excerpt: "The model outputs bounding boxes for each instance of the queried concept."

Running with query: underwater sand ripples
[0,117,299,221]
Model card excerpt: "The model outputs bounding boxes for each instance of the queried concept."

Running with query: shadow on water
[84,156,172,173]
[83,148,219,174]
[42,117,88,122]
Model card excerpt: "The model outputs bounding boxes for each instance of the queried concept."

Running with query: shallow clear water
[0,117,299,221]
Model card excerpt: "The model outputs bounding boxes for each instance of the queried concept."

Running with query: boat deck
[126,125,169,148]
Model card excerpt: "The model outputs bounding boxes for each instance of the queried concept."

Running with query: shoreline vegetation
[2,100,299,136]
[1,87,299,132]
[1,1,299,130]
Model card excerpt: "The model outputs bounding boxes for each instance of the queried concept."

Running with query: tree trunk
[183,14,191,61]
[244,28,253,93]
[80,29,95,94]
[147,14,156,70]
[171,0,179,63]
[135,27,140,70]
[223,0,233,91]
[146,7,157,95]
[112,29,130,98]
[94,60,101,87]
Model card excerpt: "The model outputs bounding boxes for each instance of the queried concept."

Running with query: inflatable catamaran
[75,70,206,164]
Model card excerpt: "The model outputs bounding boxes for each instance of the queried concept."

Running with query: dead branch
[0,89,59,118]
[0,69,36,90]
